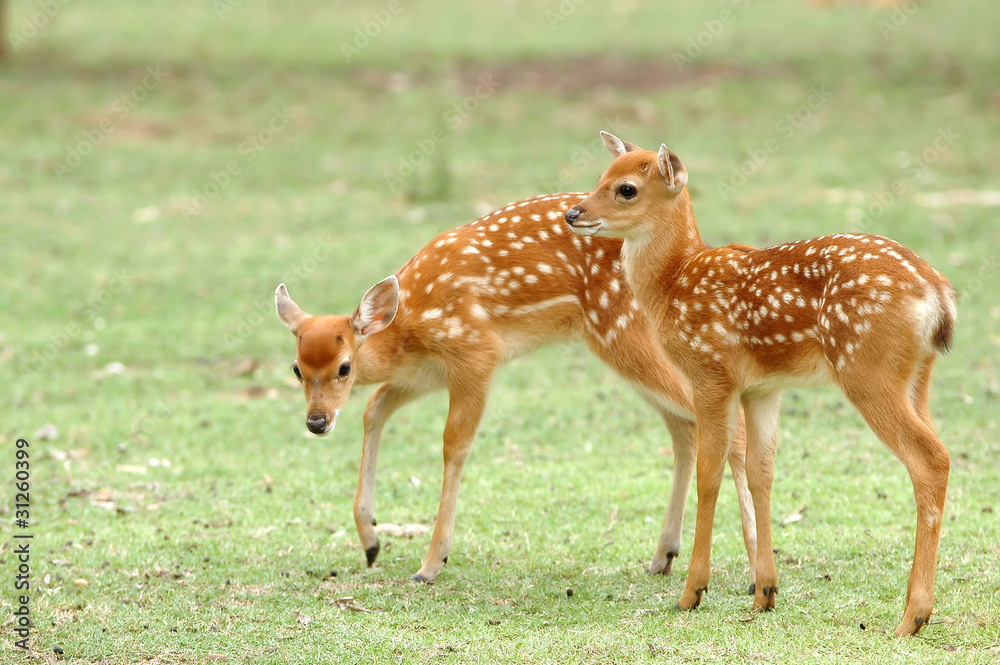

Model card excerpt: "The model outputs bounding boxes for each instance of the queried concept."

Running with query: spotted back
[394,193,647,359]
[662,233,956,384]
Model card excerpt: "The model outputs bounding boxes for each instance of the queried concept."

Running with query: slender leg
[650,406,756,588]
[909,357,937,428]
[649,412,697,575]
[586,327,756,583]
[741,391,783,612]
[355,383,428,568]
[584,327,697,577]
[676,392,737,610]
[413,369,493,582]
[842,382,949,636]
[727,412,758,594]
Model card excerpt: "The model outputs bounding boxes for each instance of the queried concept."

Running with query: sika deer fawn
[566,132,956,636]
[275,193,758,584]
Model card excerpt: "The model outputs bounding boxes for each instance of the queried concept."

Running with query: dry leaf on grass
[34,423,60,441]
[227,358,259,377]
[780,506,807,527]
[373,523,430,538]
[233,386,280,401]
[333,596,370,613]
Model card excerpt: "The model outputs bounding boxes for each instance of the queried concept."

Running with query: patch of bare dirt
[453,57,745,94]
[353,56,750,95]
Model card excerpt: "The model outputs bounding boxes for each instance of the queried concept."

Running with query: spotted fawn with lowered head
[276,192,758,585]
[566,132,955,636]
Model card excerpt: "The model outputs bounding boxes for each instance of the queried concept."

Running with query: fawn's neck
[620,192,706,322]
[353,321,404,386]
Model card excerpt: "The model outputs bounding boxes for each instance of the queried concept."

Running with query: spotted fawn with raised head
[566,132,955,636]
[276,193,758,584]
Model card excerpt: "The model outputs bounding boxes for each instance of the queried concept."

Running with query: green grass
[2,0,999,662]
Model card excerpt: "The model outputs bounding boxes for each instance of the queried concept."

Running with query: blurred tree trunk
[1,0,6,59]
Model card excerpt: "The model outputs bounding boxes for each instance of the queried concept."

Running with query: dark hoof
[442,556,448,564]
[413,573,433,584]
[664,551,678,575]
[759,585,778,611]
[748,583,755,596]
[674,588,705,611]
[365,543,380,567]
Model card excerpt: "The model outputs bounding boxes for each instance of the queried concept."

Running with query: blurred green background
[1,1,998,662]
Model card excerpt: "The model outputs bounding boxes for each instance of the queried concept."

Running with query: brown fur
[276,192,758,584]
[567,134,955,636]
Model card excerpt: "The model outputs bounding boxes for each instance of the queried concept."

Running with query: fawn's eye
[618,184,637,199]
[292,364,302,380]
[338,362,352,378]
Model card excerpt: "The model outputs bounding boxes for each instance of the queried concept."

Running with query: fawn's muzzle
[565,205,601,236]
[306,413,329,435]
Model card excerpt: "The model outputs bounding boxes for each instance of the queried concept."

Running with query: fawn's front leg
[652,411,757,592]
[412,371,492,582]
[676,394,737,610]
[355,383,425,567]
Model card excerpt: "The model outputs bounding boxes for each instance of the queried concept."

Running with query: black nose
[565,207,581,225]
[306,414,328,434]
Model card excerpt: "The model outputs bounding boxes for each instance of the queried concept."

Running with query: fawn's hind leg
[841,376,949,636]
[741,391,782,612]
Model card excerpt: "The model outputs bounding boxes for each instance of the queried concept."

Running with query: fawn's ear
[275,283,309,333]
[657,144,688,194]
[351,275,399,338]
[601,131,641,158]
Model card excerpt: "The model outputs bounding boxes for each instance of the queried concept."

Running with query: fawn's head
[274,277,398,435]
[565,132,689,241]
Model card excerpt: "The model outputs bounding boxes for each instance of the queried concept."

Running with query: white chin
[570,223,602,237]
